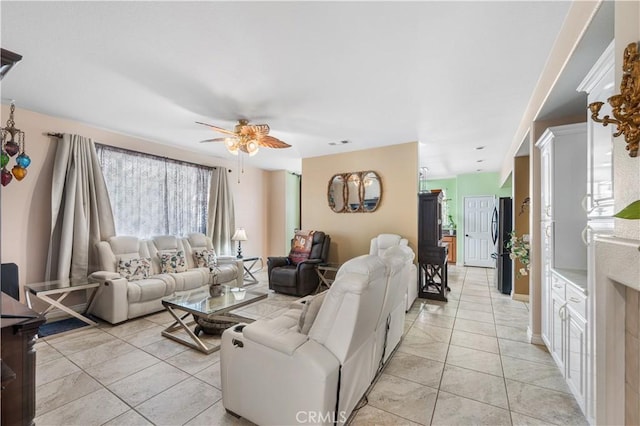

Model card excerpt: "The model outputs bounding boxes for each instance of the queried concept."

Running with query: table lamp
[231,228,248,259]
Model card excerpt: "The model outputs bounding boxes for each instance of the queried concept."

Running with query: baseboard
[43,303,87,321]
[527,326,544,345]
[512,293,529,303]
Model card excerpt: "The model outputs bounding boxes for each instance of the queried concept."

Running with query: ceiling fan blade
[195,121,237,136]
[258,135,292,149]
[199,137,229,143]
[239,123,270,137]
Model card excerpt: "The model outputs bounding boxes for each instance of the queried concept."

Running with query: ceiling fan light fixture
[246,140,259,156]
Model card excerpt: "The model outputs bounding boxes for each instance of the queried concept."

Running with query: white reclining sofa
[220,250,409,425]
[370,233,418,311]
[89,233,243,324]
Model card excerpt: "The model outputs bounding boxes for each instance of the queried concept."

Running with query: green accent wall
[423,172,512,264]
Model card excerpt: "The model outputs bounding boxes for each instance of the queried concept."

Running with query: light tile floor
[33,265,587,425]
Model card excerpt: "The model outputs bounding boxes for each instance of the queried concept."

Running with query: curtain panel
[207,168,235,255]
[46,134,116,281]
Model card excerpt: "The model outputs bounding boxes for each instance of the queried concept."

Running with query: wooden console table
[1,293,46,426]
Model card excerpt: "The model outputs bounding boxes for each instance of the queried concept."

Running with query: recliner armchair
[370,233,418,311]
[268,231,331,297]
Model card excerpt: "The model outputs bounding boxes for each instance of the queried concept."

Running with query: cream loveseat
[220,249,410,425]
[89,233,242,324]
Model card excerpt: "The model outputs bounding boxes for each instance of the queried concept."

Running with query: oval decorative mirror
[362,171,382,212]
[346,173,361,212]
[327,174,346,212]
[327,170,382,213]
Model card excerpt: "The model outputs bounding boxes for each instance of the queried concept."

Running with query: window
[95,144,212,238]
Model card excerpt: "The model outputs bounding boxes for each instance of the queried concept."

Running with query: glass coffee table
[161,286,267,354]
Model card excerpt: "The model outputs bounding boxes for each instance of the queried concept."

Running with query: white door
[463,196,495,267]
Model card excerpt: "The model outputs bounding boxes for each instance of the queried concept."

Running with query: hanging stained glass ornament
[1,102,29,186]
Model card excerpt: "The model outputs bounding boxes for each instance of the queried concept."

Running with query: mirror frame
[327,171,382,213]
[327,174,347,213]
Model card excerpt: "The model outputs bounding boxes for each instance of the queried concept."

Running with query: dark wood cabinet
[418,192,442,253]
[1,294,45,426]
[418,192,449,301]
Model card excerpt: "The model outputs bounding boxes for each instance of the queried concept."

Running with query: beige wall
[0,106,269,298]
[266,170,287,256]
[302,142,418,264]
[513,155,530,297]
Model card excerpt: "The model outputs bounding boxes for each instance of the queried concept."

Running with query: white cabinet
[577,41,615,219]
[537,122,590,421]
[548,271,589,416]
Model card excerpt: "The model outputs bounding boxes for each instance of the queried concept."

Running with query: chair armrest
[267,256,289,268]
[242,318,309,356]
[296,258,322,271]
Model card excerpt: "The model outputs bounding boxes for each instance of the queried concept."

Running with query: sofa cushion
[194,249,217,268]
[127,277,173,303]
[171,269,208,292]
[160,250,187,273]
[298,291,327,334]
[118,257,152,281]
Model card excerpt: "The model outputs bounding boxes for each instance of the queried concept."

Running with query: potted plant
[506,231,530,277]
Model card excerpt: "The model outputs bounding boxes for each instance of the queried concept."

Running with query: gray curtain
[46,134,116,281]
[207,168,235,255]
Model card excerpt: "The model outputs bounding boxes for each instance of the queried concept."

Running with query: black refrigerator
[492,197,513,295]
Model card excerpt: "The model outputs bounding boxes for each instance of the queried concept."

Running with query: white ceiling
[1,1,573,178]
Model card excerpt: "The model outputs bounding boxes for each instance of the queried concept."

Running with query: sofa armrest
[89,271,121,281]
[217,255,237,263]
[242,319,309,356]
[87,276,129,324]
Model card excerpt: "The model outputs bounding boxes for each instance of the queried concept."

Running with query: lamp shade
[232,228,248,241]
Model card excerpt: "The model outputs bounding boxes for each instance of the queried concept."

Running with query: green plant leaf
[614,200,640,220]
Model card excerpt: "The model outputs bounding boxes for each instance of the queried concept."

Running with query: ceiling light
[246,140,260,156]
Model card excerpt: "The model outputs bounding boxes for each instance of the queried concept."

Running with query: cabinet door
[584,46,615,218]
[550,291,566,371]
[566,307,587,412]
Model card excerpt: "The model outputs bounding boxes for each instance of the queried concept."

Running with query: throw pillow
[118,257,152,281]
[160,250,187,273]
[298,291,327,335]
[193,249,218,268]
[288,230,316,265]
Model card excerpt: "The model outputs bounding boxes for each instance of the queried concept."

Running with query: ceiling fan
[196,119,291,156]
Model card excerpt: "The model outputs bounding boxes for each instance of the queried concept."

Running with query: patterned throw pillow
[160,250,187,273]
[117,257,152,281]
[193,249,218,268]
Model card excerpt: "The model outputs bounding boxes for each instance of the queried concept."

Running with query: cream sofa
[89,233,242,324]
[220,250,409,425]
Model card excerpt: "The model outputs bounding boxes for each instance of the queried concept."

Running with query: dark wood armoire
[418,192,449,301]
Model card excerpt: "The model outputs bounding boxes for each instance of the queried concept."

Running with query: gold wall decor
[327,171,382,213]
[588,41,640,157]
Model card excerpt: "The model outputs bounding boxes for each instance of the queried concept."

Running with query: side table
[24,279,100,326]
[240,256,263,285]
[315,263,341,293]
